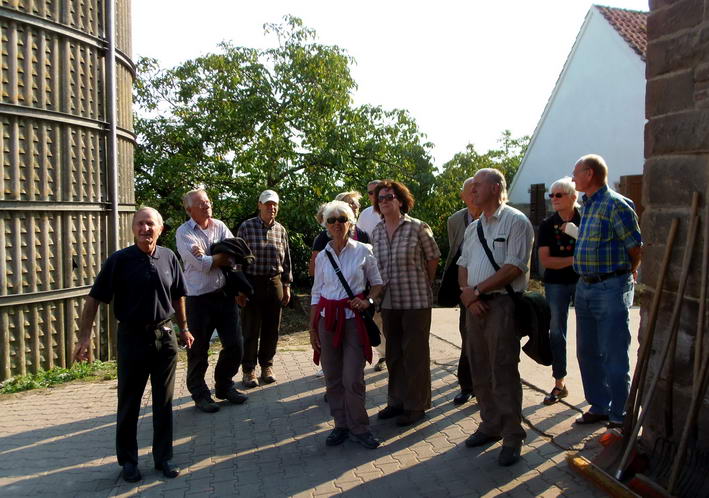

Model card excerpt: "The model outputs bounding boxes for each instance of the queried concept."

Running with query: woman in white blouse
[309,200,384,449]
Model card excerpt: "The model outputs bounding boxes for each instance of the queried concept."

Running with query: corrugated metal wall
[0,0,134,381]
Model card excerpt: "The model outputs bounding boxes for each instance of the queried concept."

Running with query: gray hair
[478,168,508,202]
[133,206,163,227]
[182,189,208,209]
[550,176,580,207]
[320,200,356,236]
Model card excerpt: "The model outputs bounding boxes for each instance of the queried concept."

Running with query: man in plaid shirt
[571,154,642,429]
[237,189,292,388]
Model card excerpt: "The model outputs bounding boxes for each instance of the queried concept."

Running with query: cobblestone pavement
[0,309,617,497]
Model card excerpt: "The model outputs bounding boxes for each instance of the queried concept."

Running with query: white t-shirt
[356,206,382,237]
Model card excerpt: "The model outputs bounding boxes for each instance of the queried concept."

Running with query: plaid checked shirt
[236,216,292,284]
[573,185,642,276]
[371,214,441,310]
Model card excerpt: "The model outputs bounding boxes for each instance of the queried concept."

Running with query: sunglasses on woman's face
[326,216,348,224]
[549,193,566,199]
[378,194,396,202]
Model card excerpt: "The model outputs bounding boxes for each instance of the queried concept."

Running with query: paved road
[0,307,640,497]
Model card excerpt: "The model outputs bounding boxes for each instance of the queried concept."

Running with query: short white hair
[550,176,580,207]
[319,200,356,229]
[182,189,207,209]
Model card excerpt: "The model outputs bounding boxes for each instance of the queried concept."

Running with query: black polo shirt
[89,245,187,324]
[538,210,581,285]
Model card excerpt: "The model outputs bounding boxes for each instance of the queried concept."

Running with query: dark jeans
[241,275,283,371]
[116,322,178,466]
[544,282,576,380]
[186,292,243,400]
[457,307,474,392]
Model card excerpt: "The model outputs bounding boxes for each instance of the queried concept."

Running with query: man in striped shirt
[571,154,642,429]
[237,190,293,388]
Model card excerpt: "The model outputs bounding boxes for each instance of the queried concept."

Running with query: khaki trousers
[381,308,432,411]
[465,295,526,447]
[318,318,369,434]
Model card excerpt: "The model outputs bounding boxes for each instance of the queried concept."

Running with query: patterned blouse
[371,214,440,310]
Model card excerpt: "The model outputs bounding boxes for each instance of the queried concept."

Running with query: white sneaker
[315,369,324,377]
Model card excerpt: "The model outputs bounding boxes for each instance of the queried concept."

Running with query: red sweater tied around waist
[311,295,372,365]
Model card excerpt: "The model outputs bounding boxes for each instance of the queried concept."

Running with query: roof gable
[595,5,648,61]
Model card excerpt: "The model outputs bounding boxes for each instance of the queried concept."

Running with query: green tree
[133,16,435,284]
[430,131,530,259]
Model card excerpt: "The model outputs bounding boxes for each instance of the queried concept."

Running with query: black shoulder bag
[475,221,553,366]
[324,250,382,347]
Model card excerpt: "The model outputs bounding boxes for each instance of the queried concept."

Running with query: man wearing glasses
[356,179,387,371]
[571,154,642,430]
[176,189,249,413]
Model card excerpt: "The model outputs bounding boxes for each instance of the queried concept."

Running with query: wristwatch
[473,286,481,298]
[367,298,375,307]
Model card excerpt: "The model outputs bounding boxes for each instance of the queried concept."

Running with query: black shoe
[498,446,521,466]
[326,427,349,446]
[377,406,404,419]
[215,388,248,405]
[453,390,474,405]
[574,411,609,425]
[122,462,141,482]
[543,386,568,405]
[194,396,220,413]
[350,431,381,449]
[465,430,502,448]
[396,410,425,427]
[155,460,180,478]
[374,358,387,372]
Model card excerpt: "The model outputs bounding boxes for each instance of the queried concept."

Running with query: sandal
[543,385,568,405]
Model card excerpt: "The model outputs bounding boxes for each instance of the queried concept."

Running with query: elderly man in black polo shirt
[73,207,194,483]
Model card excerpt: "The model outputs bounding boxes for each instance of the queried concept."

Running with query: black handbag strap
[476,220,516,297]
[325,250,356,300]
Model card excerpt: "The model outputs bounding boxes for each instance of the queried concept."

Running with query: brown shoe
[543,386,568,406]
[242,369,259,389]
[260,366,276,384]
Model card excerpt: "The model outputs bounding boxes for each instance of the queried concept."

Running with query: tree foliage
[133,16,528,285]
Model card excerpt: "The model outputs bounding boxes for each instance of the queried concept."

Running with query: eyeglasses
[378,194,396,202]
[549,193,567,199]
[367,190,375,195]
[326,216,348,224]
[572,167,590,177]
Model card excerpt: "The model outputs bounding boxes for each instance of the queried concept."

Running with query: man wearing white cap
[237,189,293,387]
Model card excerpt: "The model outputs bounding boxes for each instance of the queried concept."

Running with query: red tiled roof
[596,5,648,61]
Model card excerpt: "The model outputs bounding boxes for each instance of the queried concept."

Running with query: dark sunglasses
[326,216,348,224]
[378,194,396,202]
[548,193,567,199]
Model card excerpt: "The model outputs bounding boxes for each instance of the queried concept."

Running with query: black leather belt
[121,317,172,333]
[581,269,630,284]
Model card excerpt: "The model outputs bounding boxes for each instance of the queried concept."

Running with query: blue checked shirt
[573,185,642,276]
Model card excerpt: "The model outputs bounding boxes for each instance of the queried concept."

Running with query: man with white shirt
[176,189,248,413]
[457,168,534,466]
[356,179,386,371]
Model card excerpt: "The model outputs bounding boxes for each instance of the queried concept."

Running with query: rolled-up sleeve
[503,215,534,273]
[419,222,441,261]
[364,249,384,286]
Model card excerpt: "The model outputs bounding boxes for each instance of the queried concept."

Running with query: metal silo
[0,0,135,381]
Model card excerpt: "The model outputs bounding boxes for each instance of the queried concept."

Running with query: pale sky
[132,0,649,168]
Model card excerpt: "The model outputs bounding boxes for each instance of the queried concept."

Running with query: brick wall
[643,0,709,448]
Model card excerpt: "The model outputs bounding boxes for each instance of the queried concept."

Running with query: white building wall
[508,8,646,204]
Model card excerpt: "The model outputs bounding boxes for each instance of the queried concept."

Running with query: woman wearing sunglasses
[370,180,440,427]
[537,177,581,405]
[309,200,384,449]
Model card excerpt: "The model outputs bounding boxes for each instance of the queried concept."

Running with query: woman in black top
[537,177,580,405]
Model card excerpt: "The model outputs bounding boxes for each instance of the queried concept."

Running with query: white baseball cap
[258,189,280,204]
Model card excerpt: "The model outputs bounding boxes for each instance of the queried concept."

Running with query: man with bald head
[571,154,642,429]
[442,177,481,405]
[73,207,194,482]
